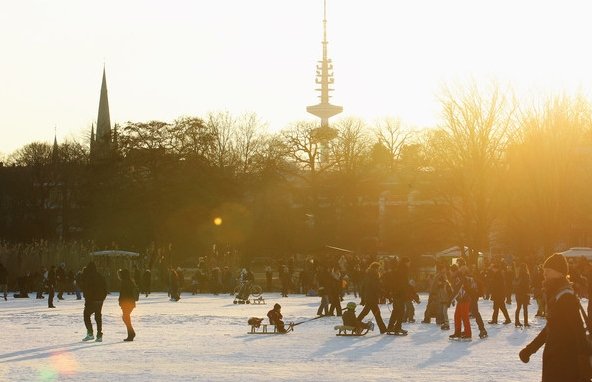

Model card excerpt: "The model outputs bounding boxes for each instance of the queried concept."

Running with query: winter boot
[124,330,136,342]
[460,333,472,341]
[82,332,94,341]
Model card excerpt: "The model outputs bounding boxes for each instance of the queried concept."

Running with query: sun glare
[213,217,223,226]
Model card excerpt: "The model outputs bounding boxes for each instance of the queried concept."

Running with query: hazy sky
[2,0,592,155]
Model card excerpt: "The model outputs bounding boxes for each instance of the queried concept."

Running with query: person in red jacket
[267,303,287,333]
[449,259,475,340]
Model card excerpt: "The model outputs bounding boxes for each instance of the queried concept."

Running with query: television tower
[307,0,342,142]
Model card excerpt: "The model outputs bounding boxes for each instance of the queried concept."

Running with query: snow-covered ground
[0,292,563,381]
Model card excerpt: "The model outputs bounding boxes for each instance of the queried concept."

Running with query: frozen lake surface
[0,292,558,381]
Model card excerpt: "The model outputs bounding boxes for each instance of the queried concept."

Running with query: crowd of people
[2,251,592,381]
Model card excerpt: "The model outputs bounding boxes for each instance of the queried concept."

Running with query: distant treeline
[1,84,592,265]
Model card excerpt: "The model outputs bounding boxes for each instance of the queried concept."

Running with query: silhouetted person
[80,262,108,342]
[118,269,138,341]
[0,263,8,301]
[47,265,57,308]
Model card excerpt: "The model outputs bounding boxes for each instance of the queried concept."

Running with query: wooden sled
[248,322,294,335]
[334,325,369,336]
[250,296,266,305]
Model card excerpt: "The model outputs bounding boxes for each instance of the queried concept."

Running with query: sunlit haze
[2,0,592,154]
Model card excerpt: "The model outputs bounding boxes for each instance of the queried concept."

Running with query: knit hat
[543,253,568,276]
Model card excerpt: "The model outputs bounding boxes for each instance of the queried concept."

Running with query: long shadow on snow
[416,340,474,368]
[0,341,124,363]
[309,334,390,359]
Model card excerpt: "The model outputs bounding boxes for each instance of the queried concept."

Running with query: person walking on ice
[518,253,590,382]
[80,262,108,342]
[118,268,139,341]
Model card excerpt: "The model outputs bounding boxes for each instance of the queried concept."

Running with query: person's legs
[491,300,499,323]
[95,301,104,337]
[453,304,462,335]
[48,285,55,308]
[369,304,387,333]
[460,301,471,337]
[470,298,485,332]
[83,303,94,336]
[500,302,511,322]
[122,304,135,340]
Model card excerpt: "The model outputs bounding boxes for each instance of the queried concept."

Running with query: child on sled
[267,303,288,333]
[342,302,374,333]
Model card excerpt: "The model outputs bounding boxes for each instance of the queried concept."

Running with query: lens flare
[213,217,222,226]
[37,351,78,381]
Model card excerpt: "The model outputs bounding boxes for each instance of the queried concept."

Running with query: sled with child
[247,317,294,334]
[334,324,371,336]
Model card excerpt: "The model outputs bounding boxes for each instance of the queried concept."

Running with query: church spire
[91,66,113,162]
[96,66,112,149]
[52,127,59,163]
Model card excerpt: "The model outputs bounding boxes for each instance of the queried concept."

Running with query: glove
[519,347,532,363]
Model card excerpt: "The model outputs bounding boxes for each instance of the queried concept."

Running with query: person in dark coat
[519,253,589,382]
[357,262,387,334]
[0,262,8,301]
[279,265,290,297]
[387,257,410,335]
[316,267,330,316]
[80,262,108,342]
[47,265,57,308]
[118,268,138,341]
[327,266,343,316]
[56,263,66,300]
[489,262,511,324]
[142,269,151,297]
[514,262,531,327]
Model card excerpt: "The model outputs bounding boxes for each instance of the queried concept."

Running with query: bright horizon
[2,0,592,155]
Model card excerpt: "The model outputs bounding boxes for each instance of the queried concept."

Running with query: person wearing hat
[342,302,374,334]
[518,253,589,381]
[267,303,287,333]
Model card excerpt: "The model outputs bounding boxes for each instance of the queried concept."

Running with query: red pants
[454,300,471,337]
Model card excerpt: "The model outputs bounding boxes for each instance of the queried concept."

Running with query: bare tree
[205,111,237,170]
[234,112,267,175]
[373,117,414,171]
[427,81,517,262]
[503,95,592,256]
[331,117,372,175]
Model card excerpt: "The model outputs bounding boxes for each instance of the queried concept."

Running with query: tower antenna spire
[306,0,342,142]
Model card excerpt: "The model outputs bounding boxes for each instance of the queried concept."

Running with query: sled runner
[386,330,408,336]
[334,325,369,336]
[234,296,265,305]
[248,322,294,334]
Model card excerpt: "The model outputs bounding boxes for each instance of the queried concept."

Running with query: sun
[213,217,222,226]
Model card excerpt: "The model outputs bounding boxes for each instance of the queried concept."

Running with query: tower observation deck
[306,0,342,142]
